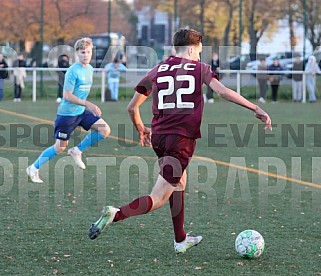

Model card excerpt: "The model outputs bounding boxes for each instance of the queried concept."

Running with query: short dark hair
[173,29,202,53]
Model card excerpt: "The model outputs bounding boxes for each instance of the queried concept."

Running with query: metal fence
[219,69,308,103]
[1,68,310,103]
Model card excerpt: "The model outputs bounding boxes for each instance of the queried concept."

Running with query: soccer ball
[235,229,265,259]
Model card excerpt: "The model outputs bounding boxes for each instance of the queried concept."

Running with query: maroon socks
[113,195,153,222]
[169,191,186,243]
[112,192,187,244]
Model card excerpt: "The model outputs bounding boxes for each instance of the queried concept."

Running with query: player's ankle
[73,146,82,154]
[30,164,38,171]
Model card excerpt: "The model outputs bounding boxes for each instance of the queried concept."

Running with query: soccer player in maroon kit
[89,29,272,253]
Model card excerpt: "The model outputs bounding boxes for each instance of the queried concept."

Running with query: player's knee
[55,145,66,154]
[99,124,111,138]
[149,194,167,210]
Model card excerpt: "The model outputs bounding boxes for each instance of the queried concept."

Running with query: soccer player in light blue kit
[26,38,110,183]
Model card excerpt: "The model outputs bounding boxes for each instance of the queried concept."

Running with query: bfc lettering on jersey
[158,63,196,72]
[135,56,216,139]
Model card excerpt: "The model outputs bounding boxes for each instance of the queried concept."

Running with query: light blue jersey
[57,62,94,116]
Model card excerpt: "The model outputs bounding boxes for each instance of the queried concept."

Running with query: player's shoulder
[87,64,94,70]
[65,63,74,76]
[68,63,93,73]
[67,62,80,73]
[198,61,212,75]
[199,61,211,69]
[145,63,160,78]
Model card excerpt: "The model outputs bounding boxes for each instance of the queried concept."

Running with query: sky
[242,20,313,55]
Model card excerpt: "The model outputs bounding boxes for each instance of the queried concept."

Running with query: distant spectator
[104,59,127,101]
[13,53,27,102]
[305,55,321,103]
[292,55,303,102]
[268,58,283,102]
[57,55,70,103]
[206,52,220,103]
[257,58,268,103]
[0,53,8,101]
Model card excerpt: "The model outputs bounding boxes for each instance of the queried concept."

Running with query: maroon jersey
[135,56,217,139]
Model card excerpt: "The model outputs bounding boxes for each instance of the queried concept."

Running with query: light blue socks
[34,145,57,169]
[77,131,104,152]
[33,131,104,169]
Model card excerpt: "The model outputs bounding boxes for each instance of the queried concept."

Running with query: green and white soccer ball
[235,229,265,259]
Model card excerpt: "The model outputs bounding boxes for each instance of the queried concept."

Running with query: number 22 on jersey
[157,75,195,109]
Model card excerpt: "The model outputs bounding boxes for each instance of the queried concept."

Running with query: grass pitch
[0,99,320,275]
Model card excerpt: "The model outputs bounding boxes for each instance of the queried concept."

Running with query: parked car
[228,53,256,70]
[245,52,301,77]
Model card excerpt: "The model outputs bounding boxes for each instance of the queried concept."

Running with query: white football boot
[26,165,44,183]
[68,147,86,169]
[174,234,203,253]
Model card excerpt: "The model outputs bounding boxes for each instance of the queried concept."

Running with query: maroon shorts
[151,134,196,186]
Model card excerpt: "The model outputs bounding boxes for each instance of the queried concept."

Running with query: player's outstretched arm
[209,78,272,131]
[127,92,151,147]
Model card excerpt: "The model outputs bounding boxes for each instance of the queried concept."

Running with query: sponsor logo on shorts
[58,132,67,139]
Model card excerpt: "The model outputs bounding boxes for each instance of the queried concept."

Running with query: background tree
[278,0,303,50]
[0,1,41,52]
[45,0,94,45]
[117,0,138,44]
[244,0,282,54]
[0,0,135,54]
[221,0,238,47]
[153,0,230,47]
[89,0,135,42]
[287,0,298,48]
[301,0,321,50]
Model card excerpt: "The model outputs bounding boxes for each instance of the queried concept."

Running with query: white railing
[1,67,150,102]
[1,68,309,103]
[219,70,308,103]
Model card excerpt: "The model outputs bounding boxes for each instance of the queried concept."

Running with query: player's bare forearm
[128,107,144,132]
[63,90,88,106]
[222,89,256,111]
[209,79,256,111]
[63,91,102,116]
[127,92,148,132]
[127,92,151,146]
[209,78,272,131]
[127,107,151,146]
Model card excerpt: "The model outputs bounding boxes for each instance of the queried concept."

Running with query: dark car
[228,54,256,70]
